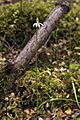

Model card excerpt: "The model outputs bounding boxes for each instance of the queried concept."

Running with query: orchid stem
[36,28,38,81]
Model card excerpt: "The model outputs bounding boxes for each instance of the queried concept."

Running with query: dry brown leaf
[24,108,35,119]
[65,108,72,115]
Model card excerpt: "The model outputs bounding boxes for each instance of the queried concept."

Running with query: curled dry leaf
[65,108,72,115]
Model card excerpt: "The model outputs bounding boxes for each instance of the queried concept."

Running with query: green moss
[0,1,52,51]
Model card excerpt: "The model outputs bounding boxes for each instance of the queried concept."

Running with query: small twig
[44,34,51,47]
[0,36,13,52]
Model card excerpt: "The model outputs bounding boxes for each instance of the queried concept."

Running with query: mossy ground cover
[0,0,80,119]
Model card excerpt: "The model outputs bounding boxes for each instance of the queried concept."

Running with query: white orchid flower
[33,18,43,28]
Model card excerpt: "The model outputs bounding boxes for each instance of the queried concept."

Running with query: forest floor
[0,38,80,120]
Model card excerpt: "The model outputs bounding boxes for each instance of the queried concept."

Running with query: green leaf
[69,64,79,70]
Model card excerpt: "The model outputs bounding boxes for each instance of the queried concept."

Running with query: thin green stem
[36,28,39,108]
[55,30,58,62]
[36,28,38,81]
[72,81,80,109]
[38,97,80,110]
[69,28,71,62]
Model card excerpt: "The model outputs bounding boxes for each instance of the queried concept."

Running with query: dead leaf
[24,108,35,119]
[65,108,72,115]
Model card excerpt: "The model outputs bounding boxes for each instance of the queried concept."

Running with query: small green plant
[69,63,79,70]
[33,18,43,81]
[33,18,43,108]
